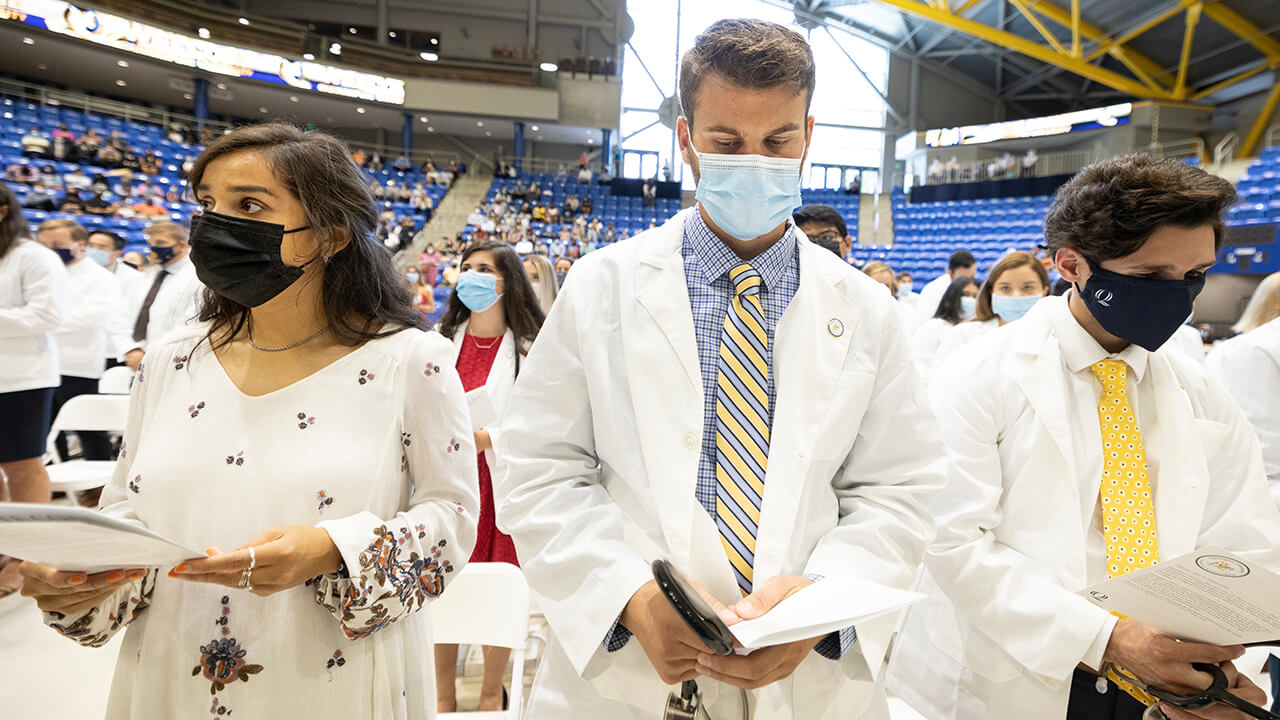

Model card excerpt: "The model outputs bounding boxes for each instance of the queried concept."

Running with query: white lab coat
[917,273,951,319]
[1168,323,1206,365]
[494,209,944,720]
[934,317,999,363]
[448,322,523,471]
[887,297,1280,720]
[1208,317,1280,504]
[55,257,125,379]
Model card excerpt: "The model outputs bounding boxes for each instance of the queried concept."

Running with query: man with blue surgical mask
[889,155,1280,720]
[495,18,943,720]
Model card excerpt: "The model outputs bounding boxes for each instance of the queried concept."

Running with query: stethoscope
[664,680,749,720]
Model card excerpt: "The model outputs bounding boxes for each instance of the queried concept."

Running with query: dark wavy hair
[0,182,30,259]
[934,275,980,324]
[438,240,544,354]
[1044,154,1237,262]
[186,123,423,349]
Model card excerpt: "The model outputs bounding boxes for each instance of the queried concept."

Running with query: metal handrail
[497,155,603,176]
[1147,137,1204,162]
[1266,124,1280,151]
[921,147,1098,186]
[1214,132,1239,167]
[0,76,232,134]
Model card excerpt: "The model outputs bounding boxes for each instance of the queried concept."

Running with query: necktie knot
[1091,359,1127,394]
[729,264,763,298]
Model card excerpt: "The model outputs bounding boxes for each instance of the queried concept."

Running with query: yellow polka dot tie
[1092,359,1160,705]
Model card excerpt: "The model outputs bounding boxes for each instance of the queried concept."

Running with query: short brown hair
[144,220,188,244]
[37,218,89,243]
[679,19,815,125]
[973,251,1050,322]
[1044,154,1237,262]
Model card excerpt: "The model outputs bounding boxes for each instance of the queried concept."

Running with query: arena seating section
[1229,146,1280,226]
[0,97,447,251]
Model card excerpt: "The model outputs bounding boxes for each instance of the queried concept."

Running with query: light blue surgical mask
[406,272,420,284]
[690,134,804,240]
[86,248,112,267]
[991,294,1042,323]
[457,270,500,312]
[959,296,978,319]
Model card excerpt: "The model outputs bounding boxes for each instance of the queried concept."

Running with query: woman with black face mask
[19,124,480,719]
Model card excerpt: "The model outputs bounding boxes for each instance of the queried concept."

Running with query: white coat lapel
[1012,318,1081,506]
[1146,353,1209,560]
[752,242,856,584]
[624,211,705,572]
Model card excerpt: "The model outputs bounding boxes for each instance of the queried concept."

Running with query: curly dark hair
[1044,154,1237,262]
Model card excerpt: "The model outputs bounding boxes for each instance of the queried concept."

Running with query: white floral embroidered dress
[42,325,479,719]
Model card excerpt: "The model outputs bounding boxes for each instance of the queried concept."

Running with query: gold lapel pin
[828,318,844,338]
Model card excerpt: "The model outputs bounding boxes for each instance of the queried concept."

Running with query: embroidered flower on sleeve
[446,438,461,453]
[189,402,206,418]
[358,369,375,385]
[172,354,189,370]
[317,491,333,512]
[128,475,141,494]
[423,362,441,377]
[401,432,412,447]
[225,451,245,466]
[297,411,315,430]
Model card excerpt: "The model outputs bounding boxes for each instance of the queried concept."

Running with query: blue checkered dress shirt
[605,211,855,660]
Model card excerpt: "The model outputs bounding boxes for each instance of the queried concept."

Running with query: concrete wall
[402,77,559,120]
[336,127,586,165]
[558,75,621,129]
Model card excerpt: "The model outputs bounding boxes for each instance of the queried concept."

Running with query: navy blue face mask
[1075,257,1206,352]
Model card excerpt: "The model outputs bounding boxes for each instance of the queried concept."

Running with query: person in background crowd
[0,182,66,596]
[20,123,479,719]
[918,249,978,317]
[351,147,367,167]
[846,174,861,194]
[936,250,1049,362]
[74,128,101,162]
[418,243,444,287]
[87,230,143,298]
[37,163,59,187]
[576,163,592,184]
[22,127,51,158]
[21,182,58,211]
[83,189,118,216]
[122,220,204,371]
[793,203,852,260]
[58,189,84,214]
[50,123,75,160]
[121,248,147,270]
[139,150,162,176]
[435,240,544,713]
[63,167,91,192]
[35,220,124,462]
[5,161,38,184]
[406,265,436,317]
[1223,272,1280,343]
[522,253,558,317]
[863,260,899,295]
[889,154,1275,720]
[896,271,914,295]
[132,195,168,217]
[642,177,657,208]
[603,222,617,244]
[915,275,980,374]
[552,256,573,285]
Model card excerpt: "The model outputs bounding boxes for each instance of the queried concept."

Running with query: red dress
[456,334,520,566]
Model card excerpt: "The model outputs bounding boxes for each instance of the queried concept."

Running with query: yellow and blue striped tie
[715,263,770,596]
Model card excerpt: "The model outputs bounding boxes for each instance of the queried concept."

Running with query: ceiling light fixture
[419,116,429,123]
[427,127,435,132]
[388,31,397,38]
[22,37,34,45]
[36,64,47,70]
[115,79,127,87]
[302,52,315,60]
[183,93,193,100]
[540,62,558,72]
[587,138,594,144]
[238,17,250,26]
[356,107,367,114]
[430,38,439,45]
[485,131,492,136]
[259,107,269,113]
[289,96,299,102]
[198,27,210,39]
[117,60,129,68]
[530,125,540,131]
[476,121,485,127]
[419,51,438,62]
[329,42,342,55]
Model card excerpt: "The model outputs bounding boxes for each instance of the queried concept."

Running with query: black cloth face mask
[1075,256,1206,352]
[189,211,314,308]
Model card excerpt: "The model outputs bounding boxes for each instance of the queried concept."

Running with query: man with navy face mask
[495,18,943,719]
[889,155,1280,720]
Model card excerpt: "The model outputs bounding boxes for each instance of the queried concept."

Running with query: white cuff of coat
[1081,613,1118,673]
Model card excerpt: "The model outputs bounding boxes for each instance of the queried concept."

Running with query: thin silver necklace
[247,319,330,352]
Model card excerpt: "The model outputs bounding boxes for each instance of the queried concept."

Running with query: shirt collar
[1049,291,1148,382]
[684,208,796,291]
[162,253,191,276]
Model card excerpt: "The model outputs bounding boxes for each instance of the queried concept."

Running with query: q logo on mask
[1094,289,1114,307]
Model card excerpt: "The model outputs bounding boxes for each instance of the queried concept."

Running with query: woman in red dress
[435,240,545,712]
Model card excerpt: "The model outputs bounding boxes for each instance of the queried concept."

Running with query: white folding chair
[45,394,129,502]
[97,366,135,395]
[433,562,530,720]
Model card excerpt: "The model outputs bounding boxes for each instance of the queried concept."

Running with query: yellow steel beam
[1009,0,1067,55]
[1190,63,1268,102]
[1174,3,1203,99]
[1241,81,1280,157]
[1111,46,1166,94]
[866,0,1176,98]
[1201,2,1280,63]
[1071,0,1081,58]
[1031,0,1177,88]
[954,0,983,14]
